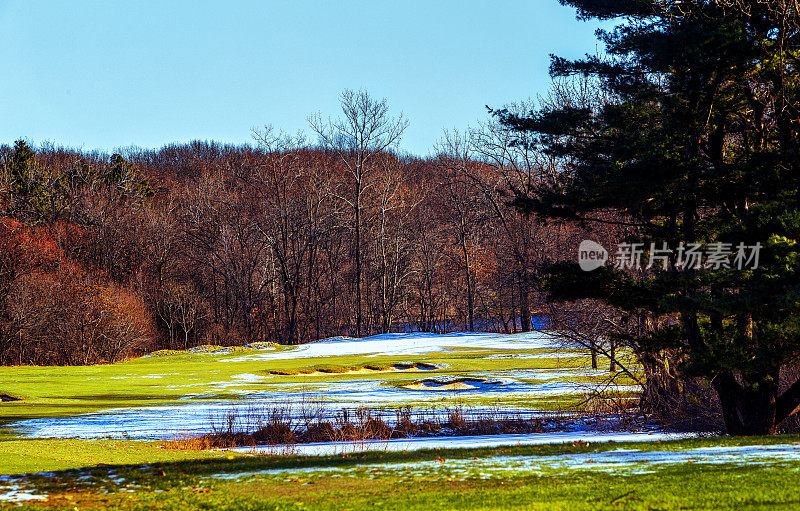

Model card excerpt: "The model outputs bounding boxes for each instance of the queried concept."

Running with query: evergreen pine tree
[501,1,800,434]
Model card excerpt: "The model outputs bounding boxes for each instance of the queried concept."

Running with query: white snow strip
[14,376,637,440]
[228,332,562,362]
[228,431,697,456]
[483,352,587,359]
[215,443,800,479]
[0,486,48,502]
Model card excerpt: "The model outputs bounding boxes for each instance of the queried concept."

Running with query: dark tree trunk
[460,236,474,332]
[520,281,530,333]
[354,195,363,337]
[713,371,780,435]
[609,339,617,372]
[510,277,518,334]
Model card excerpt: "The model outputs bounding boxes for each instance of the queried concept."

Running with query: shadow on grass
[5,434,795,483]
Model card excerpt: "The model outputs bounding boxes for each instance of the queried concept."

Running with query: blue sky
[0,1,605,156]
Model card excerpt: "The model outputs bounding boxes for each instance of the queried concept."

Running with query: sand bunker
[270,362,439,377]
[404,381,475,391]
[393,362,437,371]
[402,377,498,391]
[269,367,386,376]
[300,368,385,376]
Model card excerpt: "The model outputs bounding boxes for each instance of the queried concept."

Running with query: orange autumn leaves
[0,218,155,365]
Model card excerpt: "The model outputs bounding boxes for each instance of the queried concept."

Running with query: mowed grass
[0,439,240,475]
[0,342,635,426]
[0,335,649,510]
[2,436,800,510]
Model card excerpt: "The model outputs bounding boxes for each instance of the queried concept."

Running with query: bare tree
[433,130,490,331]
[465,102,567,332]
[248,127,323,344]
[309,89,408,336]
[369,154,423,333]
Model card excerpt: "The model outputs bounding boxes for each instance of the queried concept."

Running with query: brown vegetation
[167,405,558,450]
[0,92,604,365]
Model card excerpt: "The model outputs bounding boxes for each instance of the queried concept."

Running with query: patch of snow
[13,375,637,440]
[218,442,800,479]
[231,373,269,383]
[0,485,48,502]
[230,431,697,456]
[483,352,587,359]
[491,369,609,381]
[12,399,563,440]
[228,332,562,362]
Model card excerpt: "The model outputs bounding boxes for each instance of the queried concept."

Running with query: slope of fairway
[1,332,640,442]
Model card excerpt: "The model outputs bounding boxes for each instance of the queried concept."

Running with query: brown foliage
[0,217,155,365]
[1,131,595,363]
[168,405,551,450]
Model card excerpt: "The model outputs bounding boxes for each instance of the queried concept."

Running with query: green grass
[0,439,241,475]
[0,345,628,427]
[0,338,658,509]
[2,436,800,510]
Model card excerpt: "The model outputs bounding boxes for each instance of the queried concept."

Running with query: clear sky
[0,1,605,156]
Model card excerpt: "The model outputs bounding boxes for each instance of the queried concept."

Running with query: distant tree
[309,89,408,336]
[434,130,489,331]
[248,127,320,345]
[468,105,560,333]
[369,153,420,333]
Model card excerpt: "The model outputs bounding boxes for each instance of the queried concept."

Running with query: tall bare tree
[433,130,490,331]
[309,89,408,336]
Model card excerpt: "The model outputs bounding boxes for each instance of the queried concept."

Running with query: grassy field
[8,333,780,510]
[2,436,800,509]
[0,336,636,426]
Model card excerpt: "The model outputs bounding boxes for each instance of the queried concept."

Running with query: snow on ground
[188,368,610,395]
[11,332,638,443]
[489,368,610,380]
[482,352,587,359]
[228,332,564,361]
[13,376,636,440]
[0,485,48,502]
[11,395,583,440]
[217,442,800,477]
[227,431,698,457]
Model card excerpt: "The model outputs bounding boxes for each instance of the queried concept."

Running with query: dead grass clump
[267,369,299,376]
[169,402,560,450]
[639,375,724,433]
[303,421,337,442]
[171,432,257,450]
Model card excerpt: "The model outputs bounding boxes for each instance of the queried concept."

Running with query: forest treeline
[5,0,800,436]
[0,92,603,365]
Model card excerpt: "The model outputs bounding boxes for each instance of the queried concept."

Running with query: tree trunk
[354,187,363,337]
[713,371,780,435]
[510,275,518,334]
[460,236,474,332]
[519,279,530,332]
